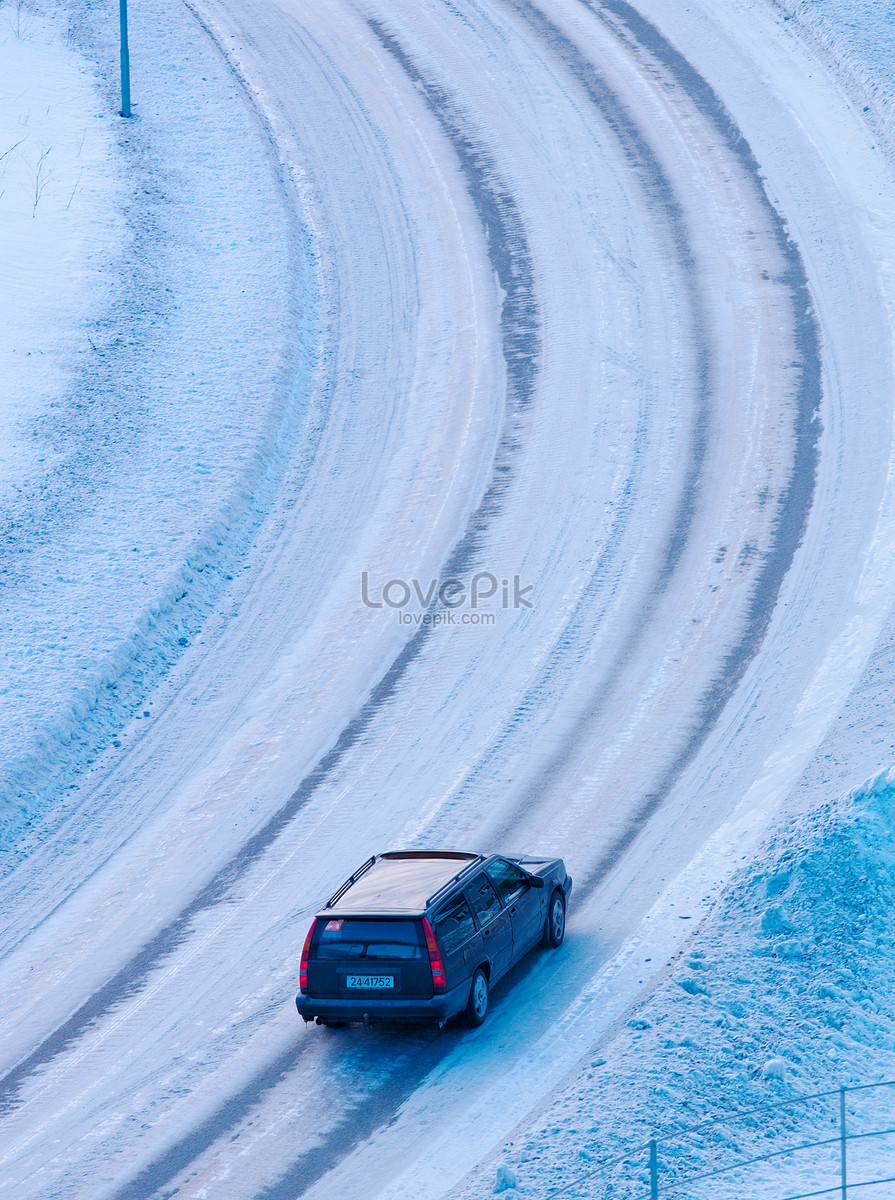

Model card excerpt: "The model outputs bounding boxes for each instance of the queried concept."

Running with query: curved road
[1,1,894,1198]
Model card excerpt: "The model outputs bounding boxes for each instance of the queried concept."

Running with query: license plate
[346,975,395,990]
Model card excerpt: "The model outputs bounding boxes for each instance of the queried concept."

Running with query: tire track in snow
[127,7,819,1195]
[569,0,823,892]
[108,1040,308,1200]
[488,0,822,896]
[96,23,549,1200]
[0,4,825,1194]
[0,11,542,1171]
[436,0,707,847]
[104,7,743,1192]
[232,9,718,1194]
[105,1026,448,1200]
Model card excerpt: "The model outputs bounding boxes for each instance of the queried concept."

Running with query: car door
[466,872,513,980]
[432,891,481,994]
[486,858,542,959]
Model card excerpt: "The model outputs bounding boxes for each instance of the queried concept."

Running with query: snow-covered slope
[0,0,308,846]
[454,769,895,1198]
[1,1,894,1197]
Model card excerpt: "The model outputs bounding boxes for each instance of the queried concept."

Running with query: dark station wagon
[296,850,572,1027]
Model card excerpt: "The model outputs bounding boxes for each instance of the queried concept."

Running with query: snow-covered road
[1,1,894,1197]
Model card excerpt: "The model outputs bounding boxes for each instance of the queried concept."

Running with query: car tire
[465,968,489,1027]
[541,889,566,948]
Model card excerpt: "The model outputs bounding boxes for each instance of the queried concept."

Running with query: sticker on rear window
[325,919,344,932]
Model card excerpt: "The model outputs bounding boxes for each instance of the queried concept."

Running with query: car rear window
[433,894,476,953]
[314,918,423,961]
[467,874,502,925]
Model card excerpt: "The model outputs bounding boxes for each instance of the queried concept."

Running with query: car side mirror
[527,874,544,888]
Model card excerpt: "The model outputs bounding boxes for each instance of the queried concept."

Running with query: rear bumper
[296,978,469,1024]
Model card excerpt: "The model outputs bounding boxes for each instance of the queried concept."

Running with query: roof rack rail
[426,854,487,909]
[379,850,476,861]
[327,855,376,907]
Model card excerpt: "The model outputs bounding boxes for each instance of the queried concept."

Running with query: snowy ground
[453,772,895,1199]
[1,0,895,1198]
[0,0,307,845]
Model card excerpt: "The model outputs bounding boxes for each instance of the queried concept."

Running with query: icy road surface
[1,0,894,1197]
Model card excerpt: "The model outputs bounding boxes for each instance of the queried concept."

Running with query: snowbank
[0,0,313,853]
[0,2,123,502]
[772,0,895,150]
[456,770,895,1196]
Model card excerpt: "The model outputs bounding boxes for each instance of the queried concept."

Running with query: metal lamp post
[119,0,132,117]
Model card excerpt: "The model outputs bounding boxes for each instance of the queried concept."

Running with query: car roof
[321,850,485,915]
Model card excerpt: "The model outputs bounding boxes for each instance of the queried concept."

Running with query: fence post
[649,1139,658,1200]
[839,1086,847,1199]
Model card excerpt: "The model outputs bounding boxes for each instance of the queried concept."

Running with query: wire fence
[546,1079,895,1199]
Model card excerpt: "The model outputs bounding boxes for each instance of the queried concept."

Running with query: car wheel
[465,968,489,1027]
[541,889,566,948]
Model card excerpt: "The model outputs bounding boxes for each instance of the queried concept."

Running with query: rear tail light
[421,917,446,990]
[299,918,317,992]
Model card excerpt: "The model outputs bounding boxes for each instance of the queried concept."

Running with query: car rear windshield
[314,918,423,960]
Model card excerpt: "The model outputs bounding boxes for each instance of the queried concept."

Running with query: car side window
[485,859,530,905]
[467,874,502,926]
[434,894,476,954]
